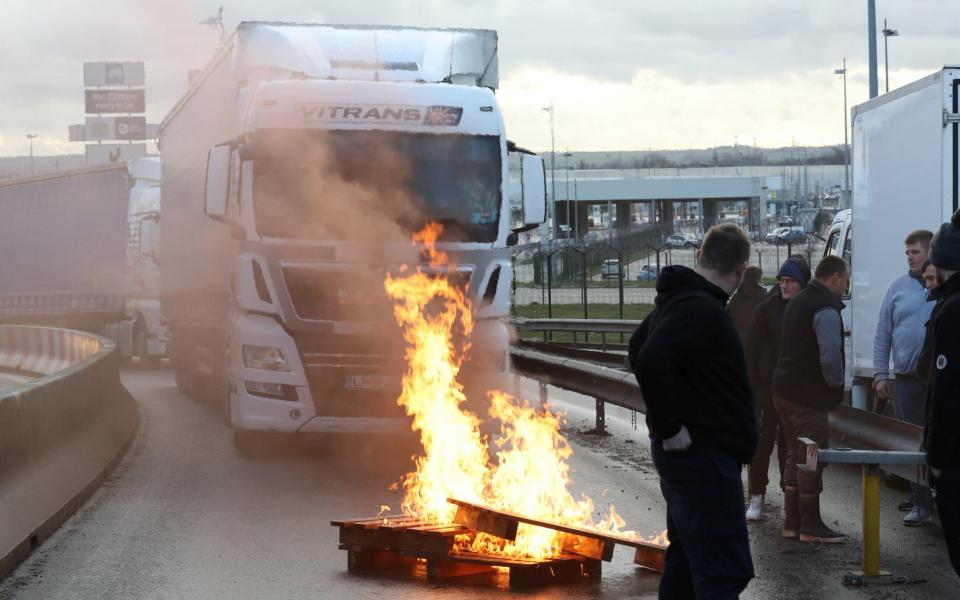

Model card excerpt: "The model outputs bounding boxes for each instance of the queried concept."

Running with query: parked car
[600,259,622,279]
[636,264,660,281]
[766,226,806,245]
[665,233,701,249]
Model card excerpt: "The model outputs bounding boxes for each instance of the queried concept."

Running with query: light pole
[542,103,556,240]
[835,60,850,205]
[882,19,899,93]
[25,133,38,176]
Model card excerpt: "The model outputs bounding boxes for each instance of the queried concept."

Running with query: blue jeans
[895,375,932,510]
[652,441,754,599]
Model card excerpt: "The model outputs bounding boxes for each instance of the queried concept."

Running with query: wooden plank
[337,523,454,556]
[633,545,666,573]
[453,503,519,541]
[447,497,667,552]
[425,557,497,581]
[508,557,601,588]
[330,514,406,527]
[562,534,616,561]
[345,547,415,572]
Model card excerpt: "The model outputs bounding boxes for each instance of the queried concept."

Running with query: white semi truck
[158,23,546,443]
[824,66,960,408]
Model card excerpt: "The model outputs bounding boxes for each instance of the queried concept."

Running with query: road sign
[70,120,158,142]
[84,62,145,87]
[85,89,145,114]
[85,143,147,165]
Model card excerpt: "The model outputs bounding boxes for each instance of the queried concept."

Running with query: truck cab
[159,24,546,440]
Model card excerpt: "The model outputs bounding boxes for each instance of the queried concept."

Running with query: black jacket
[745,290,789,388]
[628,266,758,463]
[727,281,768,343]
[918,288,944,391]
[923,272,960,470]
[772,280,845,410]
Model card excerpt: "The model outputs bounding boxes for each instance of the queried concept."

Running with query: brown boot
[798,494,845,543]
[782,486,800,539]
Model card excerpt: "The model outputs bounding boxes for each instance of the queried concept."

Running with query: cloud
[1,0,958,156]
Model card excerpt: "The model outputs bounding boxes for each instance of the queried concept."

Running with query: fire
[383,223,664,560]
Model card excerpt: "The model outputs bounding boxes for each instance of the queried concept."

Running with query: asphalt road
[1,367,956,599]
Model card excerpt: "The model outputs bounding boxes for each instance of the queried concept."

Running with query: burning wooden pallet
[332,500,666,589]
[332,514,600,588]
[449,498,667,573]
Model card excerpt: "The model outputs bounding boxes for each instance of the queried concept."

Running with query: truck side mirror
[139,216,159,258]
[205,145,232,220]
[519,153,547,226]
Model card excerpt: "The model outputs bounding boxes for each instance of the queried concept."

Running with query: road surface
[1,366,955,599]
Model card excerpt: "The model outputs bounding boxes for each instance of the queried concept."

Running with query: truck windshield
[252,129,501,243]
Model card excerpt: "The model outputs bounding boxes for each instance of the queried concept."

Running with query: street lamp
[542,103,556,240]
[25,133,38,176]
[834,60,850,204]
[882,19,899,93]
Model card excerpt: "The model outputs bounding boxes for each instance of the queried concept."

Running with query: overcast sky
[2,0,959,157]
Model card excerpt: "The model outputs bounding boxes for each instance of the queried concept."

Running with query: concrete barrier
[0,325,138,579]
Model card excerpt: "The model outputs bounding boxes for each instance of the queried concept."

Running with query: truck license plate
[344,374,389,390]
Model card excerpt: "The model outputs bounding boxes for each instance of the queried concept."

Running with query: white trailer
[823,66,960,406]
[126,157,167,363]
[158,23,546,443]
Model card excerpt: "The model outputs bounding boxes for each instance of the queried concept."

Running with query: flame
[383,223,665,560]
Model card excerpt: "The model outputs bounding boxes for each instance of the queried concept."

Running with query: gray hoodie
[873,272,934,380]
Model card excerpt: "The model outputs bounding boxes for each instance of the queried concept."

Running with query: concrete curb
[0,326,139,580]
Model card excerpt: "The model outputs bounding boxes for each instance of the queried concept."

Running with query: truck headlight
[242,345,291,371]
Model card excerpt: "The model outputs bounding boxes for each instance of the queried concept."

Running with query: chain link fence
[511,213,828,323]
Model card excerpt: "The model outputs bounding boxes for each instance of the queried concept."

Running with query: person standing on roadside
[918,258,944,391]
[772,255,849,544]
[743,257,810,522]
[872,230,935,525]
[924,213,960,577]
[728,266,766,343]
[629,223,756,599]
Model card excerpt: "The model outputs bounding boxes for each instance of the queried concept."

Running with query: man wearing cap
[872,229,935,525]
[743,257,810,521]
[924,212,960,577]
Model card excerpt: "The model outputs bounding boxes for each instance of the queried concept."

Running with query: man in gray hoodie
[873,229,935,525]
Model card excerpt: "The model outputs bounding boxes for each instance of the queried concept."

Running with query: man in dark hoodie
[728,266,766,342]
[629,223,756,599]
[924,212,960,577]
[743,257,811,522]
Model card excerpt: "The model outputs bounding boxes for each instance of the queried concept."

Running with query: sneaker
[903,507,932,526]
[745,495,764,522]
[898,499,914,512]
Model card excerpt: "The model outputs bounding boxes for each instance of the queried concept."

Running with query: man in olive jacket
[772,255,849,544]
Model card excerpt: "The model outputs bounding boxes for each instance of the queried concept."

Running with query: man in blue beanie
[743,256,810,521]
[924,210,960,577]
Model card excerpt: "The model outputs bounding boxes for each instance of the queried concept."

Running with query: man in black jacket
[728,266,765,342]
[629,223,756,599]
[743,257,810,521]
[772,255,849,544]
[925,212,960,577]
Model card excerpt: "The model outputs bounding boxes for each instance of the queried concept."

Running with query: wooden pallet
[448,497,667,573]
[332,515,601,588]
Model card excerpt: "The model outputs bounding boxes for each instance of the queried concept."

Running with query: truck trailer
[823,66,960,407]
[157,23,546,443]
[0,162,167,362]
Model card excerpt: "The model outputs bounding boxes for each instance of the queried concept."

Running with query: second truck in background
[824,65,960,408]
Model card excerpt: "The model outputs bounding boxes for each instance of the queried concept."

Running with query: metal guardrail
[509,341,922,458]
